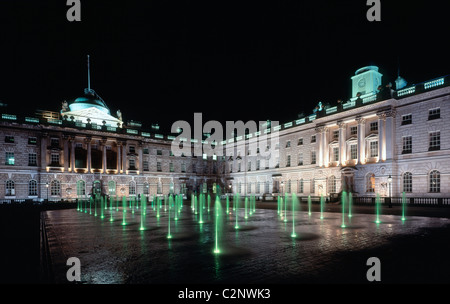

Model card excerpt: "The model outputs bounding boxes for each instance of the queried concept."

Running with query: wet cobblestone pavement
[44,204,450,284]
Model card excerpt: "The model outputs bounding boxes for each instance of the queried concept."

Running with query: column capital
[84,136,92,144]
[337,121,346,129]
[355,116,366,124]
[100,137,108,146]
[314,125,328,133]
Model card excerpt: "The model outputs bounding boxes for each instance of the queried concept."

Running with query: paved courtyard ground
[43,201,450,284]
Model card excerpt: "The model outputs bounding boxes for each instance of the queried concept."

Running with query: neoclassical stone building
[0,65,449,201]
[227,66,449,200]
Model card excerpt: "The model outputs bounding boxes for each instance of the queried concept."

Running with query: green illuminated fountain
[375,193,381,224]
[213,196,223,254]
[308,195,312,216]
[284,193,288,222]
[140,195,147,231]
[199,194,204,224]
[167,201,172,239]
[348,192,353,218]
[341,191,346,228]
[234,194,240,229]
[244,197,248,219]
[100,196,104,219]
[401,192,406,221]
[207,194,211,213]
[94,196,98,217]
[122,196,127,226]
[156,197,161,218]
[320,194,324,220]
[89,197,93,214]
[291,193,298,237]
[226,196,230,214]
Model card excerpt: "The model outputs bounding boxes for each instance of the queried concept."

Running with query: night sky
[0,0,448,133]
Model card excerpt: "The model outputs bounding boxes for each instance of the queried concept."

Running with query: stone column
[356,117,366,165]
[322,127,329,167]
[117,141,122,173]
[85,136,92,173]
[63,134,69,172]
[338,121,347,166]
[138,141,143,174]
[122,141,127,172]
[377,112,386,162]
[315,126,324,167]
[41,133,48,170]
[70,136,76,172]
[101,138,107,173]
[384,109,396,161]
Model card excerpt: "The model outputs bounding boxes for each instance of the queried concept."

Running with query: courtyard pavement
[43,200,450,285]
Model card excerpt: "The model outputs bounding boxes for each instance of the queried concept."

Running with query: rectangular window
[181,163,186,173]
[51,153,60,165]
[370,122,378,132]
[193,164,197,173]
[169,162,174,172]
[50,138,59,147]
[429,131,440,151]
[5,152,14,165]
[369,141,378,157]
[202,153,207,160]
[402,136,412,154]
[247,161,251,171]
[143,148,149,154]
[5,136,14,143]
[129,159,136,169]
[143,161,149,171]
[350,144,358,160]
[129,146,135,153]
[28,137,37,145]
[256,159,260,170]
[401,114,412,125]
[28,153,37,166]
[238,162,241,172]
[311,151,316,165]
[428,108,440,120]
[350,126,358,136]
[298,138,303,145]
[286,155,291,167]
[29,181,38,196]
[333,147,339,162]
[157,162,162,172]
[298,153,303,166]
[286,140,291,148]
[157,149,162,156]
[311,135,316,143]
[333,130,339,140]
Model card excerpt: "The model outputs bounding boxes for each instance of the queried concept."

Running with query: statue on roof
[116,109,122,121]
[61,100,69,112]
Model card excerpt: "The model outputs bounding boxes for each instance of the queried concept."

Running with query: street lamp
[46,182,49,202]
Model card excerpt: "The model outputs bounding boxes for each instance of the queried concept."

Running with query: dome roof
[68,88,110,115]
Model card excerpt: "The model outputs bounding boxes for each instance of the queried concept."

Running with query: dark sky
[0,0,448,133]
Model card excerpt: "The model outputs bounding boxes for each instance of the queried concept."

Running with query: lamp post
[46,182,49,202]
[387,175,392,208]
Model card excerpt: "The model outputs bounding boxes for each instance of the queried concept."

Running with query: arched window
[129,181,136,195]
[28,180,38,196]
[143,182,149,195]
[298,178,304,193]
[51,180,61,196]
[366,173,375,193]
[77,180,86,196]
[108,180,116,196]
[6,180,15,196]
[328,175,336,193]
[429,170,440,193]
[403,172,412,193]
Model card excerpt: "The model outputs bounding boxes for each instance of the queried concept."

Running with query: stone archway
[340,167,357,193]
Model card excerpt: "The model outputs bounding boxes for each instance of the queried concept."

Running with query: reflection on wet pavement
[44,206,450,284]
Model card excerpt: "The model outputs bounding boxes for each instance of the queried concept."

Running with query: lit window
[5,152,14,165]
[350,144,357,160]
[429,170,440,193]
[5,136,14,143]
[366,173,375,192]
[370,122,378,132]
[328,175,336,193]
[333,147,339,162]
[350,126,358,136]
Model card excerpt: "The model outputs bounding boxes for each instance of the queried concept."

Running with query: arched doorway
[93,180,102,196]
